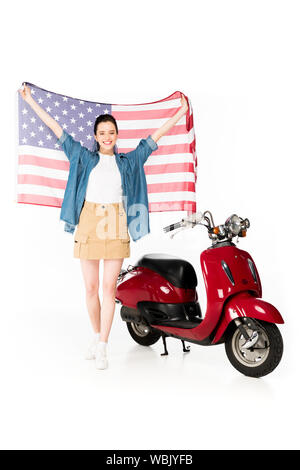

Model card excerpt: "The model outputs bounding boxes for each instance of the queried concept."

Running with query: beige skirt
[73,200,131,260]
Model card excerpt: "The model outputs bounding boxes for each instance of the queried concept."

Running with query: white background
[1,0,299,450]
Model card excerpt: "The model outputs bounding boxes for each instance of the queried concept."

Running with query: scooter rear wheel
[126,322,161,346]
[225,319,283,378]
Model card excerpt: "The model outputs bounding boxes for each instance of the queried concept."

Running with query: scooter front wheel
[126,322,161,346]
[225,319,283,378]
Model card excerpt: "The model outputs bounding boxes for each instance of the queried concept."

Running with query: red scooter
[115,211,284,377]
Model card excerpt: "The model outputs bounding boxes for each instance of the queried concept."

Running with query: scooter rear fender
[212,292,284,344]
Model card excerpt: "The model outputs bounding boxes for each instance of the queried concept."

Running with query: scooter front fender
[212,292,284,344]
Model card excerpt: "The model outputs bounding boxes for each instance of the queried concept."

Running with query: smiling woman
[18,83,189,371]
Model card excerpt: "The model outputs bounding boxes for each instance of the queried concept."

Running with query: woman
[19,84,189,369]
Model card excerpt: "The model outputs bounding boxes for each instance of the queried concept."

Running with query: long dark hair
[93,114,119,152]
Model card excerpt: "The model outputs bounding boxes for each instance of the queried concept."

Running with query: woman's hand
[180,94,189,113]
[150,92,190,143]
[18,83,63,139]
[19,84,32,103]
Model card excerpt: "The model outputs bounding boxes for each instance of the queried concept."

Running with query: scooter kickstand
[161,334,169,356]
[181,340,191,353]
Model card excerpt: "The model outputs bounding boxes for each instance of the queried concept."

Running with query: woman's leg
[100,258,124,342]
[80,259,101,333]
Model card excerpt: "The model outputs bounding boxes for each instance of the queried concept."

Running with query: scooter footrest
[153,320,201,329]
[138,301,202,326]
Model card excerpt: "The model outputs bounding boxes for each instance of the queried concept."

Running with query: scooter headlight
[226,214,241,235]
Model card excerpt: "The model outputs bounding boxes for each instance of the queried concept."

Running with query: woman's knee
[102,259,123,298]
[80,259,100,296]
[102,281,117,299]
[85,281,99,296]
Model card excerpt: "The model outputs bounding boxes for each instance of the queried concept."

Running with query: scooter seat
[136,253,197,289]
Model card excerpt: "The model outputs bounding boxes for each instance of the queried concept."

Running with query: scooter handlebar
[163,211,204,234]
[163,221,183,233]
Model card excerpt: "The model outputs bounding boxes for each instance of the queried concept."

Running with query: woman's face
[94,121,118,154]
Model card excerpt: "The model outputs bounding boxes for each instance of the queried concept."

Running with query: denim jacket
[57,131,158,242]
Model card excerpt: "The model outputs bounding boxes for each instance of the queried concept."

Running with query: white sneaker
[85,336,100,360]
[95,342,108,370]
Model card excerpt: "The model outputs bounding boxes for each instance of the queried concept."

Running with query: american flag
[17,82,197,213]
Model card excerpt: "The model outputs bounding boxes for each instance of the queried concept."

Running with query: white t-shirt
[85,152,123,203]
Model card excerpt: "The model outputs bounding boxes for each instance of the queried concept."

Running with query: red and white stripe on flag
[17,86,197,213]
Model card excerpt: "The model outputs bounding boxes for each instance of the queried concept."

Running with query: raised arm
[18,84,63,139]
[150,93,189,143]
